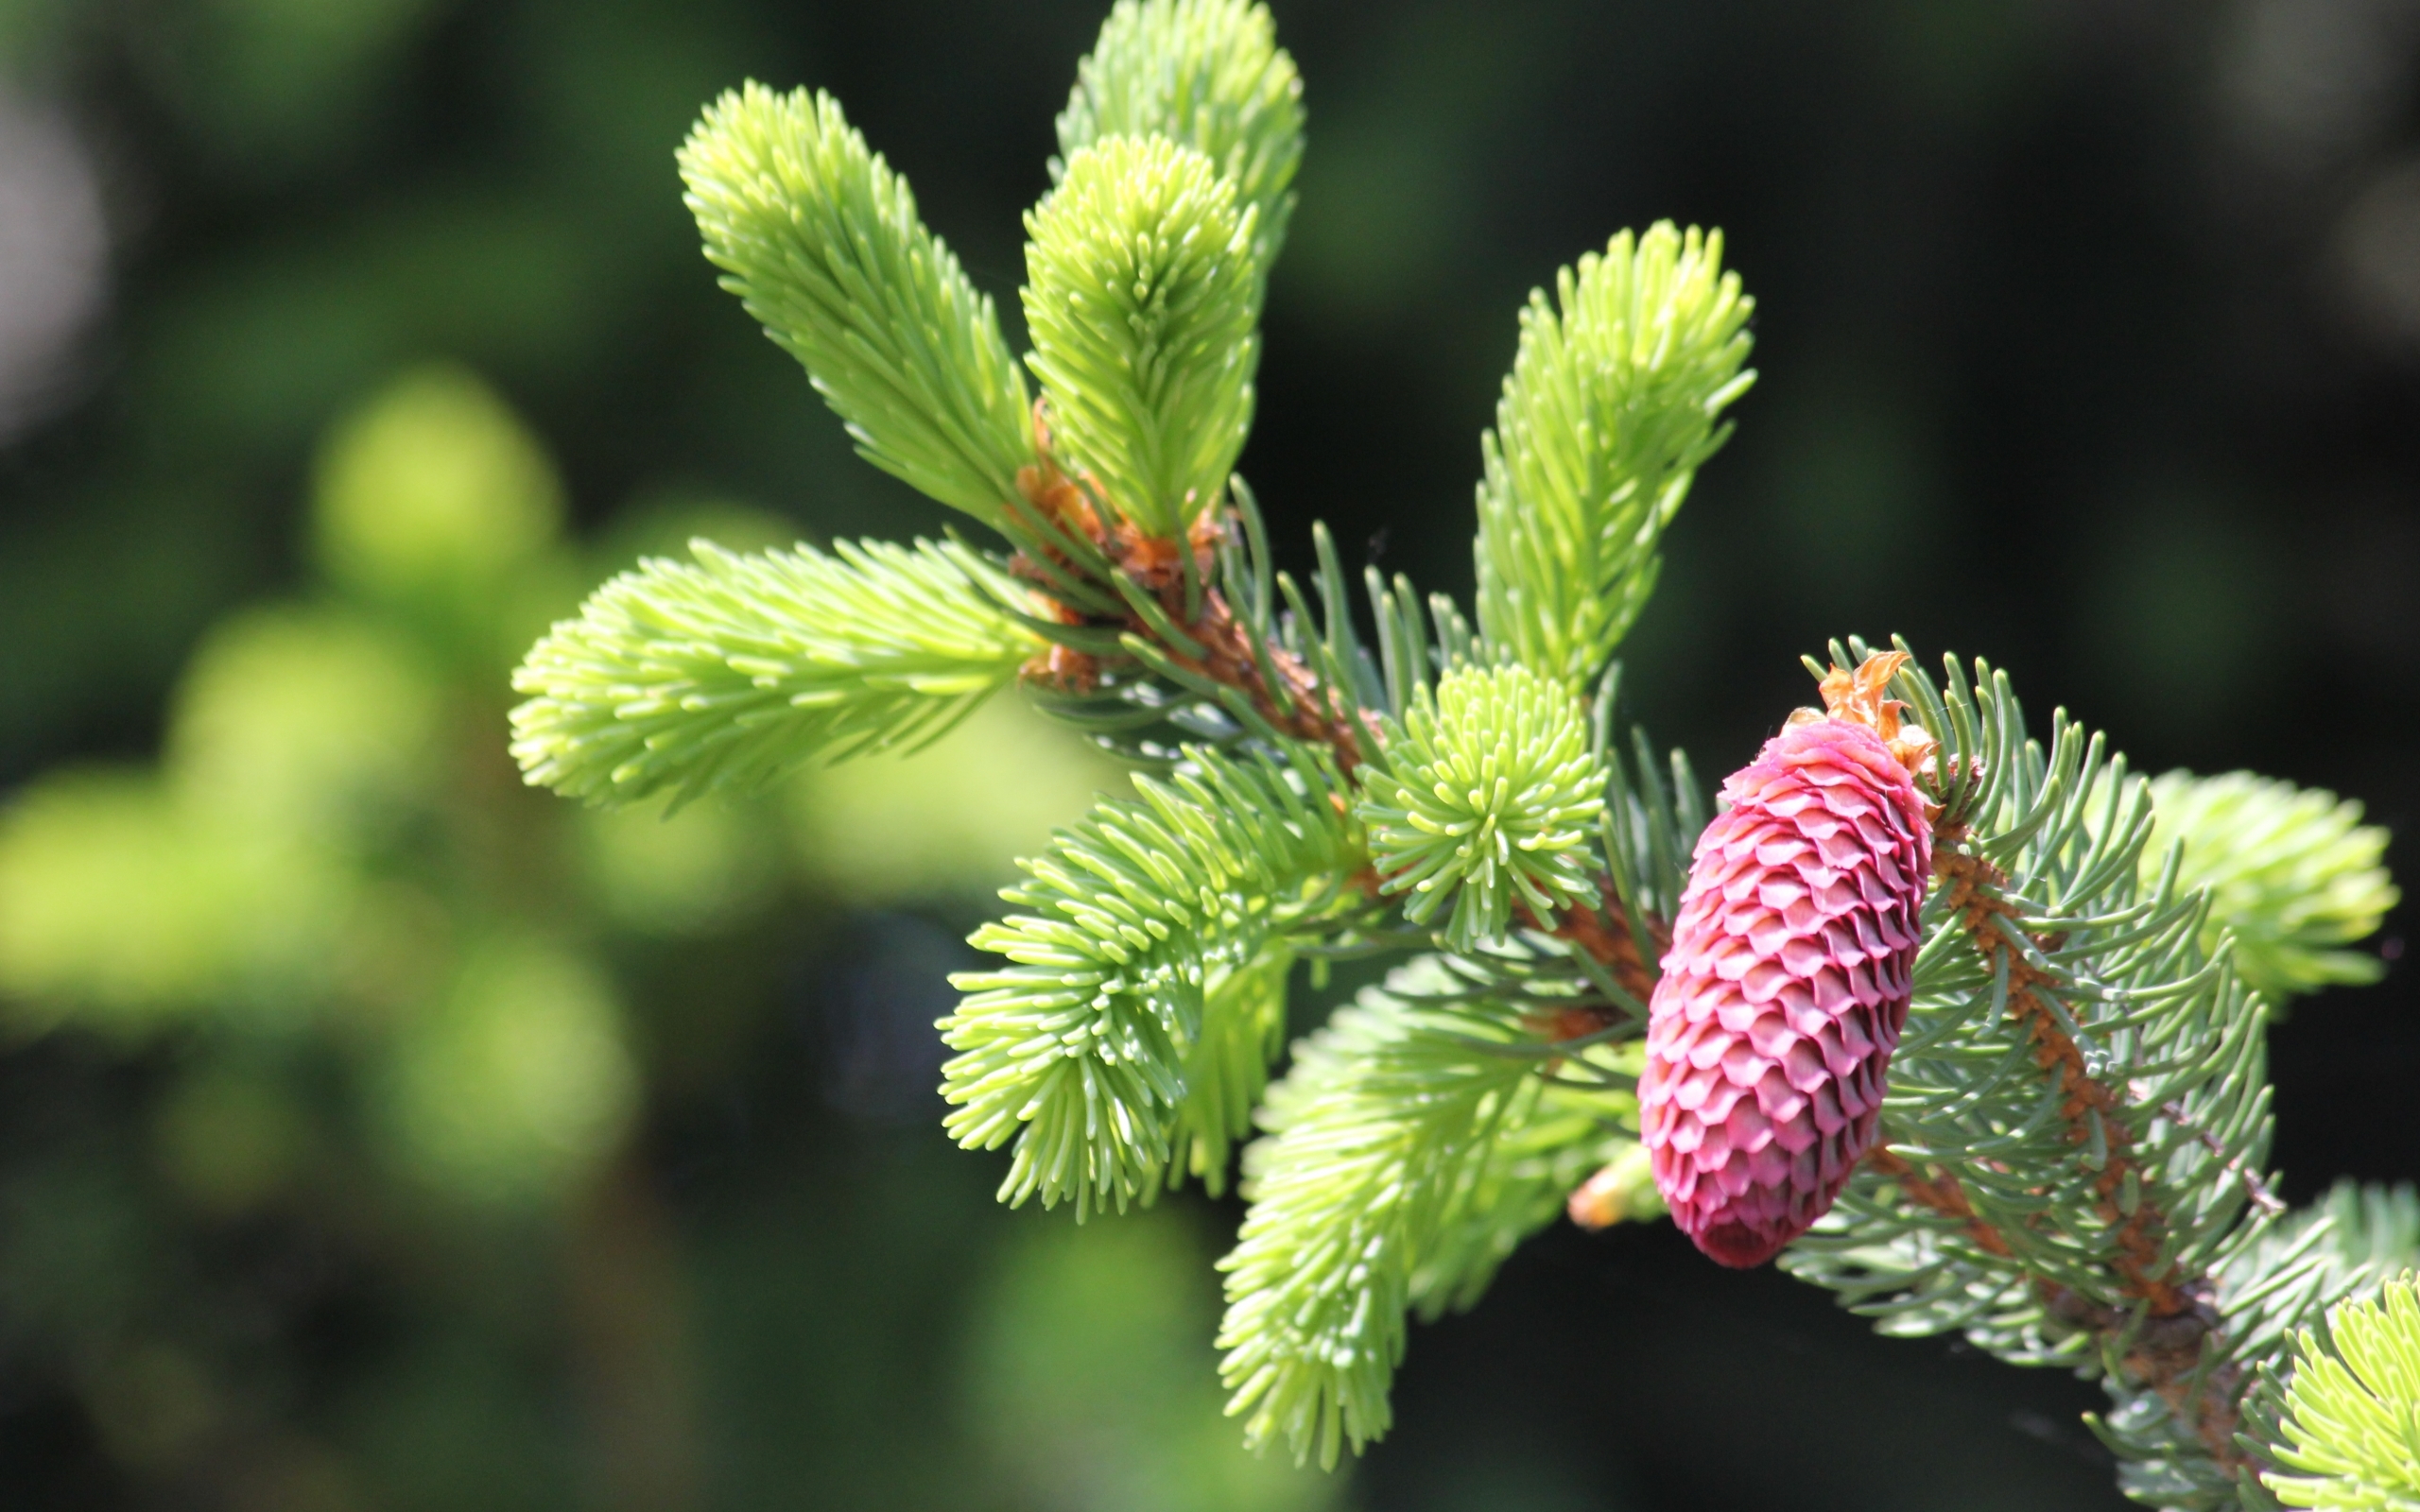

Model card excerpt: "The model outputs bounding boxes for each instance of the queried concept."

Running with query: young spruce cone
[1639,653,1937,1267]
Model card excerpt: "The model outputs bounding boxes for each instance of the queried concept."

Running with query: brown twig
[1165,586,1373,773]
[1919,833,2249,1471]
[2156,1095,2288,1220]
[1932,846,2187,1315]
[1864,1147,2015,1258]
[1009,438,1373,774]
[1863,1144,2246,1469]
[1514,891,1668,1043]
[1544,887,1666,1006]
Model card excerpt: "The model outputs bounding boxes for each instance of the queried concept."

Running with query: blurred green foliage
[970,1209,1335,1512]
[0,362,1333,1509]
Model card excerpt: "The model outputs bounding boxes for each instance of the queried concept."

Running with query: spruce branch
[510,18,2420,1509]
[510,538,1038,807]
[2276,1184,2420,1283]
[940,744,1370,1217]
[2221,1187,2420,1510]
[679,84,1034,524]
[1010,494,1387,782]
[1055,0,1305,302]
[1860,1147,2016,1259]
[1776,645,2283,1500]
[1593,702,1702,980]
[1022,135,1261,541]
[1473,224,1756,689]
[2145,770,2397,1005]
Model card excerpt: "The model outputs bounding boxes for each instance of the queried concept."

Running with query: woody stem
[1871,833,2252,1471]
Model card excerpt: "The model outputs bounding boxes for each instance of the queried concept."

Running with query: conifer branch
[1929,841,2203,1320]
[1004,489,1384,781]
[1590,706,1702,986]
[2163,1097,2289,1221]
[2261,1277,2420,1510]
[510,16,2418,1504]
[1530,889,1665,1008]
[1406,1082,1633,1317]
[1862,1147,2016,1259]
[1358,665,1608,951]
[1218,958,1575,1466]
[1781,646,2294,1502]
[1171,943,1295,1194]
[1217,948,1638,1468]
[1133,560,1376,770]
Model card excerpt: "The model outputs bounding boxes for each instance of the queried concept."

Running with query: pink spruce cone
[1639,654,1937,1268]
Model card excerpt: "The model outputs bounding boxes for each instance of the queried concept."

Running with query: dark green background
[0,1,2412,1507]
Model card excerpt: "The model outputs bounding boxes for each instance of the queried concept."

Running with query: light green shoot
[510,537,1039,809]
[680,84,1035,525]
[1055,0,1305,305]
[2272,1276,2420,1509]
[1357,663,1606,949]
[1023,135,1260,540]
[2148,769,2398,1004]
[1473,223,1755,688]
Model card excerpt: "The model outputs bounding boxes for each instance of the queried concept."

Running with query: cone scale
[1639,654,1936,1268]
